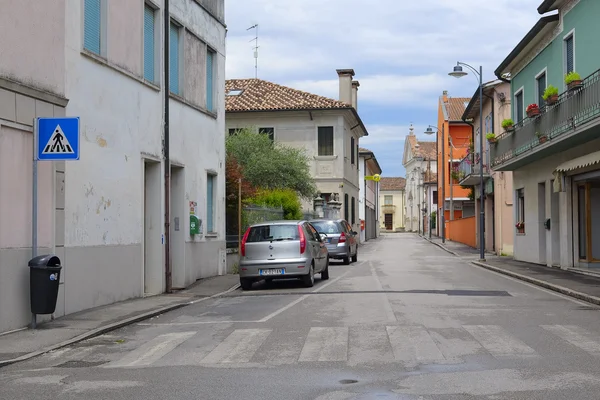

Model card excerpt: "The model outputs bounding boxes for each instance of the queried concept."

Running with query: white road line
[466,262,595,307]
[137,320,254,326]
[200,329,271,364]
[386,326,445,363]
[370,262,397,322]
[542,325,600,355]
[463,325,538,358]
[105,331,196,368]
[257,270,352,323]
[298,327,349,362]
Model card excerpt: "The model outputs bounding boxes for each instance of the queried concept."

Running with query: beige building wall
[380,190,405,231]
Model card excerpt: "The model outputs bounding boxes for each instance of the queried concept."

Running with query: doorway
[577,180,600,265]
[538,182,547,265]
[551,182,561,266]
[144,160,162,295]
[170,165,185,289]
[385,214,393,231]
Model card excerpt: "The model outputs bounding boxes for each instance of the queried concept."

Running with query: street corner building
[224,69,369,235]
[0,0,227,333]
[491,0,600,269]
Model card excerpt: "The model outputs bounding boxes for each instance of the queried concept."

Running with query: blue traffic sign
[36,117,80,161]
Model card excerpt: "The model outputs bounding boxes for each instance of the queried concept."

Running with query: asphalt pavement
[3,233,600,399]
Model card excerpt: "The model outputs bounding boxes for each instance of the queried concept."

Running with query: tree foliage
[249,189,303,220]
[226,128,316,198]
[225,154,257,207]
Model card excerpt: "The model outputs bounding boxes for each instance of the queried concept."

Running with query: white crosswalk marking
[463,325,538,358]
[542,325,600,355]
[387,326,445,363]
[200,329,272,364]
[299,327,349,362]
[105,332,196,368]
[348,325,395,365]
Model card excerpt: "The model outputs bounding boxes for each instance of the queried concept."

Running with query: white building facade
[0,0,226,333]
[359,148,383,242]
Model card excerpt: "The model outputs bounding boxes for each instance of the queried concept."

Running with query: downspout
[164,0,172,293]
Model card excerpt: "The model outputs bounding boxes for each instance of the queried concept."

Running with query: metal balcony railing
[491,68,600,168]
[456,154,490,185]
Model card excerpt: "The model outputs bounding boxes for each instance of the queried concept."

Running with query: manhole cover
[55,360,107,368]
[339,379,358,384]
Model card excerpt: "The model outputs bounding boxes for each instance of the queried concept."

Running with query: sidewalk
[0,274,240,368]
[421,235,600,306]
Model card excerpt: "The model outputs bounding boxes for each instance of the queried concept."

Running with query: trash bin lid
[28,254,61,268]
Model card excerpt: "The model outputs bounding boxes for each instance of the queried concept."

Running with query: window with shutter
[344,194,349,221]
[350,137,355,164]
[536,73,546,106]
[565,36,574,74]
[351,197,356,224]
[206,49,215,111]
[169,22,180,95]
[84,0,102,55]
[515,91,524,122]
[207,174,215,232]
[143,4,156,82]
[318,127,334,156]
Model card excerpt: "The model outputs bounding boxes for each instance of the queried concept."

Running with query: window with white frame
[350,137,355,164]
[169,20,182,95]
[206,174,216,233]
[143,3,158,83]
[83,0,106,56]
[516,188,525,230]
[515,89,524,122]
[384,195,393,205]
[536,71,546,107]
[206,47,216,111]
[564,32,575,75]
[318,126,334,156]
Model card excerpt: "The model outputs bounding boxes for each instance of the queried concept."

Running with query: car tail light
[298,225,306,254]
[339,232,347,243]
[240,227,251,256]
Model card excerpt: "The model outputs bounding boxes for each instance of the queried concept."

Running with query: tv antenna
[247,24,259,78]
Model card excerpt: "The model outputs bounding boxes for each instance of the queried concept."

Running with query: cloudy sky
[224,0,544,177]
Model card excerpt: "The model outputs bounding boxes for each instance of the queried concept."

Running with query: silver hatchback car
[309,219,358,264]
[239,220,329,290]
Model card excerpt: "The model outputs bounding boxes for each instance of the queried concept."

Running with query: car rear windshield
[247,224,300,242]
[310,221,343,234]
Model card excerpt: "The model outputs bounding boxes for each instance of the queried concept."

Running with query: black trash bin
[29,255,62,315]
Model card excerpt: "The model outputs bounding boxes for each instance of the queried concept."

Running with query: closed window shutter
[84,0,101,54]
[206,50,214,111]
[143,5,155,82]
[169,23,180,94]
[351,137,355,164]
[344,194,349,221]
[351,197,356,224]
[207,175,214,232]
[566,37,574,73]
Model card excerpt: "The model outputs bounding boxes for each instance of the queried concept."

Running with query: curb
[0,282,241,369]
[471,261,600,306]
[420,236,460,257]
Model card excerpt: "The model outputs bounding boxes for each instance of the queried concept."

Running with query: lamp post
[449,61,486,262]
[424,125,444,243]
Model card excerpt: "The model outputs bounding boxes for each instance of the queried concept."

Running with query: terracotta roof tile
[423,171,437,184]
[407,136,437,160]
[380,177,406,191]
[359,147,371,153]
[225,78,351,112]
[446,97,470,121]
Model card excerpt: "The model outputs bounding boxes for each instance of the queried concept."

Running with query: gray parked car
[309,219,358,265]
[239,220,329,290]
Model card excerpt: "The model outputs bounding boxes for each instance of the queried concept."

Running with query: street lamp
[449,61,485,262]
[424,125,445,243]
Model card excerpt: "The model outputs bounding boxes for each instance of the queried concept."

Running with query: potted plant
[516,221,525,234]
[526,103,541,118]
[542,85,559,105]
[536,131,548,144]
[502,118,515,132]
[565,71,583,91]
[486,132,497,144]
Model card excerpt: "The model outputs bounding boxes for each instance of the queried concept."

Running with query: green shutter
[207,175,214,232]
[143,5,155,82]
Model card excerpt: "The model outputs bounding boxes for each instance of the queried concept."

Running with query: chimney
[336,69,355,106]
[442,90,448,103]
[351,80,360,110]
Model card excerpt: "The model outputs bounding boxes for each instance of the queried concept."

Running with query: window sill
[205,233,218,239]
[314,155,338,161]
[81,50,161,92]
[168,93,217,119]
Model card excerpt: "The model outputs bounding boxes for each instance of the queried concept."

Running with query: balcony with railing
[381,204,396,212]
[491,68,600,171]
[456,154,490,186]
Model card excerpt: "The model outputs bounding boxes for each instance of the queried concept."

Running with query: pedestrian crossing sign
[36,117,80,161]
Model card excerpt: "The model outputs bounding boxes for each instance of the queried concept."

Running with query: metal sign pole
[32,118,38,329]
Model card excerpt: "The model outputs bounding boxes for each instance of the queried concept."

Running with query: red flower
[526,104,539,112]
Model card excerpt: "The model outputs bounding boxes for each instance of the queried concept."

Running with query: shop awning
[555,151,600,172]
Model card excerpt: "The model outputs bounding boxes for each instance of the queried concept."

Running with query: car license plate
[260,268,284,276]
[327,238,332,243]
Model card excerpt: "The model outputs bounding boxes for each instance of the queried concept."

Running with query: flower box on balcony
[486,133,497,144]
[537,134,548,144]
[526,104,540,118]
[565,72,583,92]
[515,222,525,234]
[543,85,559,105]
[501,119,514,132]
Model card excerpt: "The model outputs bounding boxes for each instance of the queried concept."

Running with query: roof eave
[538,0,560,14]
[462,81,503,120]
[494,15,560,79]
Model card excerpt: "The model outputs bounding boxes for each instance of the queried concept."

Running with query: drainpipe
[164,0,172,293]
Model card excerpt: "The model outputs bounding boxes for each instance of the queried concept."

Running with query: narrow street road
[3,234,600,399]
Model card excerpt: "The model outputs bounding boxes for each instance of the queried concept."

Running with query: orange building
[436,91,476,242]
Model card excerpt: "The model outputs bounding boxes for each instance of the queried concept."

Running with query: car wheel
[302,264,315,287]
[351,248,358,263]
[343,253,350,265]
[321,258,330,280]
[240,278,253,290]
